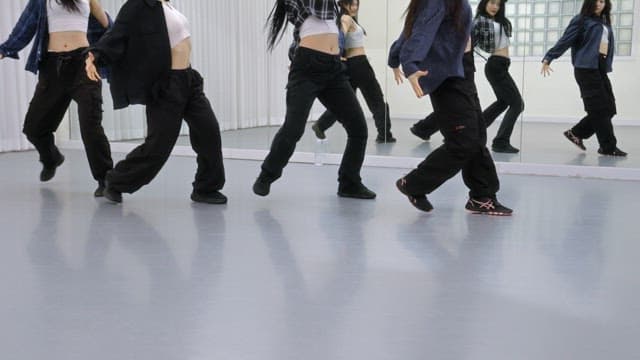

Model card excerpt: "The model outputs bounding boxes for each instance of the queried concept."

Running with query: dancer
[0,0,113,196]
[311,0,396,143]
[253,0,376,199]
[542,0,626,157]
[473,0,523,153]
[389,0,512,215]
[85,0,227,203]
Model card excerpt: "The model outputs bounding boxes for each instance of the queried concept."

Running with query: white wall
[0,0,37,152]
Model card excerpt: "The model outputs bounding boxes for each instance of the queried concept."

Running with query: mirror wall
[69,0,640,169]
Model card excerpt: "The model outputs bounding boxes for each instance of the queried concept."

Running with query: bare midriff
[492,47,510,58]
[299,33,340,55]
[48,31,89,52]
[345,47,365,58]
[599,41,608,56]
[171,37,192,70]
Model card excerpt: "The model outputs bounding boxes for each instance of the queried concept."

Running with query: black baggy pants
[403,73,500,199]
[23,48,112,181]
[572,55,618,152]
[106,68,225,194]
[260,47,368,187]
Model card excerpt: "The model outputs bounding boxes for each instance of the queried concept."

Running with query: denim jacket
[388,0,471,95]
[0,0,111,75]
[543,15,614,72]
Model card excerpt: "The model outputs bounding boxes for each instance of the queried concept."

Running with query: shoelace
[470,198,495,210]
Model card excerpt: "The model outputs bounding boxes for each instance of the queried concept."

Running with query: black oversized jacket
[90,0,172,109]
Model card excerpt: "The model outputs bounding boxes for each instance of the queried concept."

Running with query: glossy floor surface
[1,150,638,359]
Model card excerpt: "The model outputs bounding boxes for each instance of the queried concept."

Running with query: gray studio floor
[1,150,639,360]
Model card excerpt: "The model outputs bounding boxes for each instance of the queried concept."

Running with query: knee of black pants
[277,120,307,147]
[511,97,525,113]
[22,118,43,140]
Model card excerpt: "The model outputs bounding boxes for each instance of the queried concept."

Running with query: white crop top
[47,0,90,33]
[494,22,510,50]
[162,2,191,48]
[299,16,339,39]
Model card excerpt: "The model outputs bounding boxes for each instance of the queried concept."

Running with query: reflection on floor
[150,119,639,168]
[1,150,638,359]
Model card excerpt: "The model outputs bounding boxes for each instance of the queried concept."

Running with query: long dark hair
[580,0,612,24]
[266,0,288,51]
[402,0,466,38]
[51,0,80,13]
[476,0,512,37]
[338,0,366,35]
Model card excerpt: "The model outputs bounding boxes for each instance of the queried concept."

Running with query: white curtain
[0,0,36,152]
[69,0,293,142]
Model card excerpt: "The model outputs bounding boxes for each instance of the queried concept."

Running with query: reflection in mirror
[70,0,287,153]
[520,0,639,168]
[270,0,395,157]
[382,0,525,161]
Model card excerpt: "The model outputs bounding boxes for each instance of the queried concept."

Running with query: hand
[408,70,428,98]
[541,61,553,77]
[392,67,404,85]
[85,52,101,82]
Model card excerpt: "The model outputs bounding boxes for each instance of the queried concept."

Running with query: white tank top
[47,0,90,33]
[162,2,191,48]
[493,22,510,50]
[344,22,365,49]
[299,16,339,39]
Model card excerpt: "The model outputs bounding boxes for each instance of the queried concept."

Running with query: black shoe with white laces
[396,178,433,212]
[564,130,586,151]
[465,197,512,216]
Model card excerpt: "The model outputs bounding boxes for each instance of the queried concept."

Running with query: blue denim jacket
[388,0,471,95]
[543,15,614,72]
[0,0,111,75]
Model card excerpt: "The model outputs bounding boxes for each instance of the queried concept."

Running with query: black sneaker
[40,154,65,182]
[563,130,586,151]
[311,122,326,140]
[375,134,397,143]
[465,197,512,216]
[598,147,627,157]
[396,178,433,212]
[409,125,430,141]
[191,190,228,204]
[103,185,122,204]
[253,177,271,197]
[94,181,106,197]
[491,144,520,153]
[337,183,376,199]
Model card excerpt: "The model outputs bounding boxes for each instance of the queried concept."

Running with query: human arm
[542,15,583,65]
[0,0,41,60]
[89,0,109,29]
